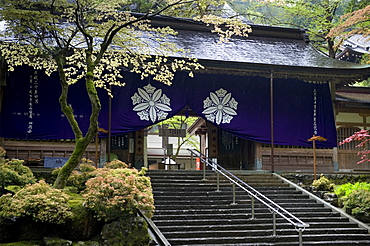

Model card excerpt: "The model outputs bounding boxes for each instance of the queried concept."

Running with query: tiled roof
[336,87,370,104]
[166,28,368,69]
[145,14,370,83]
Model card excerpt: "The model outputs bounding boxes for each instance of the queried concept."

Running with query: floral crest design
[132,84,172,123]
[202,88,238,125]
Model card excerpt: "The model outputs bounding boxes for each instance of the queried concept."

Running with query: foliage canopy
[233,0,370,58]
[0,0,251,188]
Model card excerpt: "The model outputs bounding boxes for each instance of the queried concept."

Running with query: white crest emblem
[132,84,172,123]
[202,88,238,125]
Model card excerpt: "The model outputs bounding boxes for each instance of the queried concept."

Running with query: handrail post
[190,152,193,169]
[202,158,206,180]
[272,212,276,236]
[231,183,237,205]
[216,172,220,192]
[298,228,303,246]
[251,196,255,219]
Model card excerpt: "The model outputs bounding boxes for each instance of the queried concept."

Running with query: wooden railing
[3,139,98,164]
[260,145,333,172]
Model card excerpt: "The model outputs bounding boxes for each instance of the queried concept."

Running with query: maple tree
[0,0,250,188]
[340,129,370,164]
[327,4,370,63]
[333,4,370,159]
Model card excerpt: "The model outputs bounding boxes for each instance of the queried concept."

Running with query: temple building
[1,14,370,172]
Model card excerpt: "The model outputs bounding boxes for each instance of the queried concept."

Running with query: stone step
[153,202,326,210]
[153,194,310,201]
[152,217,354,227]
[150,177,284,182]
[153,198,317,205]
[161,227,368,238]
[152,186,296,192]
[152,211,341,221]
[167,234,370,245]
[154,207,333,215]
[148,170,273,176]
[178,241,370,246]
[157,222,363,231]
[147,170,370,245]
[153,188,304,195]
[151,182,288,187]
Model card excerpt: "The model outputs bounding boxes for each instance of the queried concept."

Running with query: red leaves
[340,129,370,164]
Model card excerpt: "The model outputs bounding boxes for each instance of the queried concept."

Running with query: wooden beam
[336,122,370,127]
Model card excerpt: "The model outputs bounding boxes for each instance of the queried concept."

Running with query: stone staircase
[147,170,370,245]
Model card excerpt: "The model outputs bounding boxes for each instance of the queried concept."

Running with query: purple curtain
[0,66,337,147]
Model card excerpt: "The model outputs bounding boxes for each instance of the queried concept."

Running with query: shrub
[312,175,334,191]
[103,159,129,169]
[79,160,96,172]
[334,182,370,198]
[0,180,72,224]
[0,159,36,189]
[0,147,6,165]
[0,147,5,157]
[344,189,370,216]
[83,167,154,222]
[67,163,98,192]
[64,160,128,192]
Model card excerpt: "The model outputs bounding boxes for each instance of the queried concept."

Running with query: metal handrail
[188,149,309,245]
[137,209,171,246]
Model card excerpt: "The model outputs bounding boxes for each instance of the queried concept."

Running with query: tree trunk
[172,137,182,162]
[53,53,101,189]
[327,38,336,59]
[53,138,92,189]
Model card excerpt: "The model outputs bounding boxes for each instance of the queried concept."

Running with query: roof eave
[192,58,370,85]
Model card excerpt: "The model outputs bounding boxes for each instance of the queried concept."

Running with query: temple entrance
[109,111,258,171]
[208,126,256,170]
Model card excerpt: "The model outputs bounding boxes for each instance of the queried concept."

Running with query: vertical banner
[313,88,318,136]
[135,129,144,155]
[208,123,218,158]
[27,70,39,134]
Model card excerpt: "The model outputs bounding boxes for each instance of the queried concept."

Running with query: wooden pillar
[360,113,370,130]
[255,142,262,170]
[143,131,148,168]
[270,71,275,173]
[200,134,207,156]
[333,147,339,172]
[99,138,107,167]
[330,81,339,173]
[134,129,144,169]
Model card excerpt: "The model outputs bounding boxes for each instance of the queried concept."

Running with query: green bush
[0,147,6,165]
[312,175,334,191]
[67,163,98,192]
[334,182,370,198]
[103,159,129,169]
[0,158,154,243]
[83,167,154,222]
[344,189,370,216]
[0,180,72,224]
[334,182,370,219]
[0,159,36,189]
[58,160,129,192]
